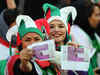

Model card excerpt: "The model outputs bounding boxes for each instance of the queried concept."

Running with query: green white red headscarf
[43,3,77,35]
[6,15,44,46]
[5,16,60,75]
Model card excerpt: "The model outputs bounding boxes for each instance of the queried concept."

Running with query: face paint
[22,33,42,48]
[49,20,66,43]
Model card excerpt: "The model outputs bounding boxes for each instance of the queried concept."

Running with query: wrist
[20,61,32,72]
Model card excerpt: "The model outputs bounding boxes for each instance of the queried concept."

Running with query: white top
[71,25,93,49]
[71,25,100,67]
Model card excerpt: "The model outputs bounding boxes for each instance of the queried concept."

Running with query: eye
[59,25,64,28]
[34,37,41,41]
[50,25,54,28]
[96,13,100,16]
[24,38,31,42]
[24,39,31,42]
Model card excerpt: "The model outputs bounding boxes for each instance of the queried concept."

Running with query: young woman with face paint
[0,15,60,75]
[49,20,67,46]
[43,3,79,75]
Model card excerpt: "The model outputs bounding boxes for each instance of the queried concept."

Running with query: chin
[55,39,63,43]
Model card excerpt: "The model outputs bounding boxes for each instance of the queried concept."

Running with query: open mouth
[54,33,63,37]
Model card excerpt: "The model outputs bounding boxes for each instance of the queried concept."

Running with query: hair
[74,2,100,26]
[73,1,100,40]
[3,8,20,26]
[64,32,69,44]
[88,3,100,17]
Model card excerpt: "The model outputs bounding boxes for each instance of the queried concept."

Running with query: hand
[51,51,61,65]
[20,48,34,64]
[20,48,34,72]
[7,0,16,9]
[94,68,100,75]
[67,42,80,48]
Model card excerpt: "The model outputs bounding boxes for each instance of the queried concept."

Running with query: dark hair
[88,3,100,17]
[73,1,100,40]
[64,32,69,44]
[74,2,100,26]
[3,8,20,26]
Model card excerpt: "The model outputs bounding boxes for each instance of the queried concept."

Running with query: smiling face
[22,33,42,48]
[49,20,66,43]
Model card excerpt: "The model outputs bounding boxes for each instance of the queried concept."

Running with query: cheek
[93,16,98,22]
[50,28,55,33]
[92,15,100,23]
[62,28,66,35]
[60,31,66,39]
[60,28,66,37]
[49,29,55,38]
[22,41,31,48]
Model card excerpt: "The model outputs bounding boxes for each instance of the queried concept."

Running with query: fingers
[67,42,80,48]
[20,48,34,56]
[20,48,34,64]
[94,68,100,75]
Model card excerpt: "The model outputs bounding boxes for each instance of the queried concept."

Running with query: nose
[55,26,59,32]
[30,40,35,45]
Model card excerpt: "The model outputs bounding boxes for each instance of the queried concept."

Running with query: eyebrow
[25,37,32,40]
[58,24,64,26]
[50,24,55,26]
[34,36,40,39]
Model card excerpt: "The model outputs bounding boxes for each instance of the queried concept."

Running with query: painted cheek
[50,28,55,32]
[49,33,54,39]
[22,41,31,48]
[22,43,27,48]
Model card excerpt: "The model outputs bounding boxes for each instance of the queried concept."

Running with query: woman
[71,2,100,75]
[0,15,60,75]
[43,3,78,74]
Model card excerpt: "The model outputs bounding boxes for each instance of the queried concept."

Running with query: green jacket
[0,60,7,75]
[88,34,100,75]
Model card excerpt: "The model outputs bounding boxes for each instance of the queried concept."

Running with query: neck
[56,41,64,47]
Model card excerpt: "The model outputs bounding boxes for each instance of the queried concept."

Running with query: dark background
[23,0,58,19]
[0,0,78,19]
[0,0,58,19]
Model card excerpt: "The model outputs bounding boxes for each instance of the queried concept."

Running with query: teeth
[55,35,60,37]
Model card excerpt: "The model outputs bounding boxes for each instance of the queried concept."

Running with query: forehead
[23,32,41,38]
[49,19,64,24]
[93,6,100,14]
